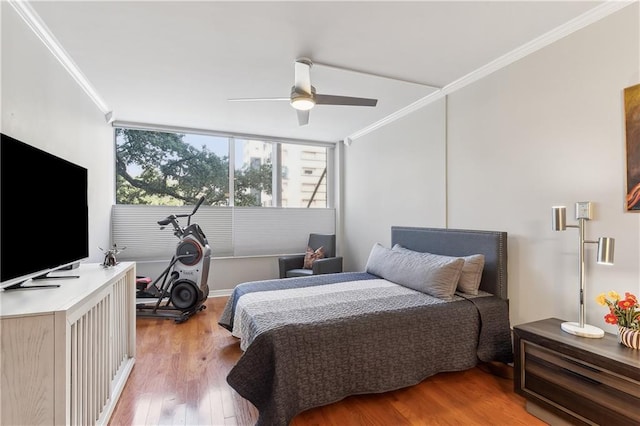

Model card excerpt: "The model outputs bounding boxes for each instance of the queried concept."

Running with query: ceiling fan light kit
[229,58,378,126]
[290,87,316,111]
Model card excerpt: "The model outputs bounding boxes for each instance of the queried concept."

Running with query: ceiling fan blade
[297,109,310,126]
[315,94,378,107]
[228,97,289,102]
[294,59,312,94]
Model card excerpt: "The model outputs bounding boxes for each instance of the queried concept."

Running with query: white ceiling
[28,0,605,143]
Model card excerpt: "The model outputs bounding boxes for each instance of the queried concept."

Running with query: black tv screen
[1,133,89,289]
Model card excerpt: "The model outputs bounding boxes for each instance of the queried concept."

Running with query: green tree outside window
[116,128,272,206]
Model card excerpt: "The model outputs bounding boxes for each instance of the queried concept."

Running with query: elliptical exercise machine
[136,196,211,323]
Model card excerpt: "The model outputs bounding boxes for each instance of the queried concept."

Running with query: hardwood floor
[109,297,546,426]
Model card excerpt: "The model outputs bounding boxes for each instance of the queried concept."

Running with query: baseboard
[208,289,233,298]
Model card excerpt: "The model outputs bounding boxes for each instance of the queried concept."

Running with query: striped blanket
[218,272,512,426]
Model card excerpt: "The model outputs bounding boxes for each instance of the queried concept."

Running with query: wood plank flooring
[108,297,546,426]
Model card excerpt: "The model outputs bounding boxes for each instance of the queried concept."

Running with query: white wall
[1,3,114,264]
[342,3,640,332]
[343,98,447,271]
[447,4,640,331]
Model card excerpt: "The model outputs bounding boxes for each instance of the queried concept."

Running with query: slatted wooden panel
[70,296,110,424]
[68,271,135,425]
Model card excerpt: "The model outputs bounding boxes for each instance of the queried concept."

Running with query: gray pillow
[457,254,485,295]
[392,245,485,295]
[365,243,464,301]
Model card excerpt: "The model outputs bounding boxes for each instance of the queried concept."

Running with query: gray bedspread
[218,272,513,426]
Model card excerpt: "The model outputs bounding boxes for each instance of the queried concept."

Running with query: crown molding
[8,0,112,120]
[345,0,637,145]
[346,89,445,143]
[442,0,636,96]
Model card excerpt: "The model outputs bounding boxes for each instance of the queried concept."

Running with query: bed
[218,226,513,426]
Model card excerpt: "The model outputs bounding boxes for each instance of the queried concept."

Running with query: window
[112,125,335,258]
[115,127,329,208]
[234,139,273,207]
[115,128,230,205]
[280,143,327,208]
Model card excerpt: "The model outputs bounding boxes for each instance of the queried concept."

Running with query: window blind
[232,207,335,256]
[111,205,335,260]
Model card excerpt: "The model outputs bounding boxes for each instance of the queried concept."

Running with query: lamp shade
[552,206,566,231]
[597,237,615,265]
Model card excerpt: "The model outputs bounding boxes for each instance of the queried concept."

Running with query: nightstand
[513,318,640,426]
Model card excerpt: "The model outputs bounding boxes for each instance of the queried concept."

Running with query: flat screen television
[1,132,89,290]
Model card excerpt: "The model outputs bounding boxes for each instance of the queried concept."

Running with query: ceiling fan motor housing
[290,86,316,110]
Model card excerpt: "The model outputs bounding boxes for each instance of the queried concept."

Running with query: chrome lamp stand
[552,202,614,338]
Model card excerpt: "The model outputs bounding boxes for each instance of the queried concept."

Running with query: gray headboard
[391,226,508,300]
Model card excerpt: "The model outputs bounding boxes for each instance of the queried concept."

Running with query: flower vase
[617,326,640,349]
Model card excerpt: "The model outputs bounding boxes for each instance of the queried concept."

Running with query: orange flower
[604,313,618,325]
[618,299,635,310]
[596,291,640,330]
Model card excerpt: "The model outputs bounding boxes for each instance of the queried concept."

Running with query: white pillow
[365,243,464,301]
[392,245,485,295]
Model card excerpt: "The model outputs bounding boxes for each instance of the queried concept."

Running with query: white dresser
[0,262,136,425]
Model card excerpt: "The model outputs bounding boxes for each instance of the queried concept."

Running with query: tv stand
[0,262,136,425]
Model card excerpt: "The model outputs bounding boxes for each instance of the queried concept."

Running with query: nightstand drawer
[525,343,640,398]
[521,341,640,425]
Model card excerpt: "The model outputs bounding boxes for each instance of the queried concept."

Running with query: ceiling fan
[228,58,378,126]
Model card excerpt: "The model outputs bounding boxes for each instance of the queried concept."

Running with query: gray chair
[278,233,343,278]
